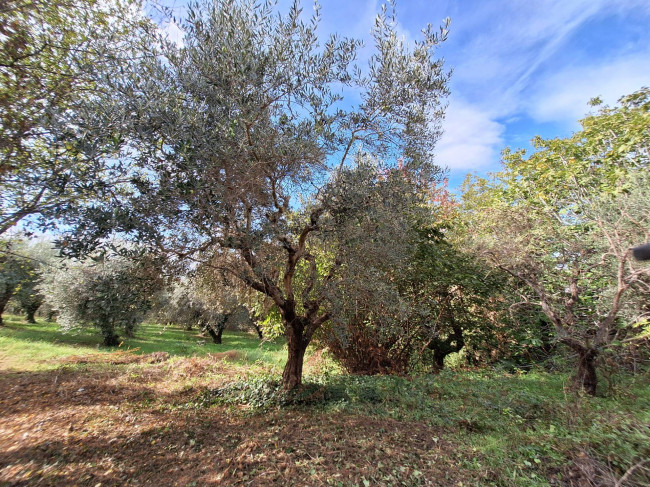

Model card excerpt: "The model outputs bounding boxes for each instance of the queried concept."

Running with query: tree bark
[0,290,14,326]
[252,322,263,339]
[205,314,227,344]
[282,321,308,390]
[432,349,446,371]
[25,308,36,324]
[575,348,598,396]
[205,324,223,344]
[103,333,120,347]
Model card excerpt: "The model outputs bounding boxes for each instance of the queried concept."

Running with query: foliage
[0,239,42,324]
[0,0,155,235]
[200,369,649,485]
[58,0,450,389]
[319,174,511,375]
[461,88,650,394]
[43,253,165,345]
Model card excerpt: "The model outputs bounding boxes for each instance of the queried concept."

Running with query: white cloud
[435,97,505,171]
[526,53,650,125]
[162,19,184,47]
[446,0,648,117]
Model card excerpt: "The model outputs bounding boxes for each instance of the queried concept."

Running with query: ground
[0,316,648,486]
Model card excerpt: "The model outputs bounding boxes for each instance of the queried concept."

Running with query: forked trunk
[205,314,227,344]
[575,349,598,396]
[282,322,308,390]
[205,324,223,344]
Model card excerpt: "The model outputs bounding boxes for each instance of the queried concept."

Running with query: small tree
[157,278,238,344]
[45,254,164,345]
[462,89,650,395]
[14,276,44,324]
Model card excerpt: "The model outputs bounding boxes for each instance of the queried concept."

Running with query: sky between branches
[158,0,650,188]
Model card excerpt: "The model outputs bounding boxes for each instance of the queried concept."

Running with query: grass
[0,314,287,371]
[1,313,649,486]
[207,369,650,485]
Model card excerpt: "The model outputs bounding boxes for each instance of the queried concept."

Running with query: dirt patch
[61,350,171,366]
[0,355,476,486]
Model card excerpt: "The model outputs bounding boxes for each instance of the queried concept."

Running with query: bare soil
[0,354,474,486]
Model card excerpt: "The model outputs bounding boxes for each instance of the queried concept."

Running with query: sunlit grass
[0,314,287,371]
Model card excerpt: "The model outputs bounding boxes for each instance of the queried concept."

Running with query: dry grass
[0,355,475,486]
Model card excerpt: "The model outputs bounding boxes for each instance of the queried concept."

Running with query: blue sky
[161,0,650,188]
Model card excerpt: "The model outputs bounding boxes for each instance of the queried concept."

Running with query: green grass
[2,313,649,485]
[207,369,650,486]
[0,314,287,371]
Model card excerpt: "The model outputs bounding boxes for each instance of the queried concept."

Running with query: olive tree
[462,89,650,395]
[60,0,450,389]
[157,274,256,344]
[44,254,164,345]
[0,240,37,324]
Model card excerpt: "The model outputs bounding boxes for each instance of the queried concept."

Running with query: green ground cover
[0,314,287,371]
[1,314,648,485]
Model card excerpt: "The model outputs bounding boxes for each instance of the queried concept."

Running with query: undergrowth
[200,370,650,486]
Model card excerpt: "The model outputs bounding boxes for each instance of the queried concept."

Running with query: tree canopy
[0,0,155,235]
[57,0,451,389]
[461,88,650,394]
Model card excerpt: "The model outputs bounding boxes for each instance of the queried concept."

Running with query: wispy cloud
[436,97,504,171]
[526,53,650,125]
[436,0,650,177]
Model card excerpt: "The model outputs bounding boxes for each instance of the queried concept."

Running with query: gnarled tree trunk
[204,314,228,344]
[575,348,598,396]
[282,319,308,390]
[25,308,37,324]
[205,323,224,344]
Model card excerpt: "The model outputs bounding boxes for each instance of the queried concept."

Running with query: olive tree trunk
[25,308,37,324]
[282,321,309,390]
[575,348,599,396]
[0,289,15,326]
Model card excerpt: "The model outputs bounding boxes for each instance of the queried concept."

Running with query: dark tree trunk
[575,348,598,396]
[253,322,263,339]
[25,308,36,324]
[0,290,14,326]
[103,333,120,347]
[282,321,308,390]
[205,324,222,344]
[432,349,446,371]
[205,314,227,344]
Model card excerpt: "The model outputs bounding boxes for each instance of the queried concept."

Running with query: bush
[44,254,163,345]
